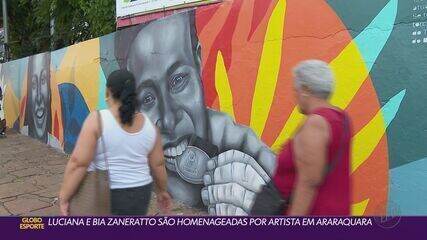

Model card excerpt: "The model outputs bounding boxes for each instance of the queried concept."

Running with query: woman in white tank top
[59,69,172,215]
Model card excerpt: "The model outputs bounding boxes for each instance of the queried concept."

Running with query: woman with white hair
[273,60,352,215]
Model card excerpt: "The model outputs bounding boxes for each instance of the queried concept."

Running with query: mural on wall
[1,0,426,215]
[59,83,90,153]
[24,53,52,144]
[109,10,275,214]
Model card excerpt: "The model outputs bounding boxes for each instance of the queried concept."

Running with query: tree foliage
[1,0,115,60]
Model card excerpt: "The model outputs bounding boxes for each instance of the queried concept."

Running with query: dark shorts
[110,183,153,215]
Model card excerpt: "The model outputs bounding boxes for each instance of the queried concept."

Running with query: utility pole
[50,2,55,51]
[50,18,55,50]
[2,0,9,61]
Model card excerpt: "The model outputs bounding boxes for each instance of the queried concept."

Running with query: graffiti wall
[1,0,426,215]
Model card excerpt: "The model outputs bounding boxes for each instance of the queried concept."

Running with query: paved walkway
[0,130,203,216]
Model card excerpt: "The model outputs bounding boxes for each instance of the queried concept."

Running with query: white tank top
[88,109,156,189]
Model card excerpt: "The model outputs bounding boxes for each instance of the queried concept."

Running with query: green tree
[3,0,50,60]
[78,0,116,39]
[1,0,115,60]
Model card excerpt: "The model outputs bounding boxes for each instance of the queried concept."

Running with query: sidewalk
[0,130,204,216]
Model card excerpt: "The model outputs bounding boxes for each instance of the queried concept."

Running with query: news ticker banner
[2,217,426,239]
[116,0,212,18]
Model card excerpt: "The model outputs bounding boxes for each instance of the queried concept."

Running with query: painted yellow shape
[250,0,286,137]
[352,110,386,172]
[352,199,370,216]
[329,41,369,108]
[215,51,235,120]
[20,74,28,129]
[3,84,20,128]
[271,108,304,152]
[53,38,100,111]
[272,41,369,151]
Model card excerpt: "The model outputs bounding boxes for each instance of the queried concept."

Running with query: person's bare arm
[287,114,329,216]
[148,127,172,213]
[149,127,167,192]
[59,112,100,215]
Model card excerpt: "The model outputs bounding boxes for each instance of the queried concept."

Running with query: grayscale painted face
[29,53,50,139]
[127,14,207,161]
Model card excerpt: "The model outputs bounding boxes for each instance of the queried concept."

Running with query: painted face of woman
[29,53,50,139]
[127,14,207,160]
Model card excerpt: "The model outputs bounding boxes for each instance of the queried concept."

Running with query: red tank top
[273,108,351,215]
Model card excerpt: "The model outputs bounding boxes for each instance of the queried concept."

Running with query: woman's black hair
[106,69,137,125]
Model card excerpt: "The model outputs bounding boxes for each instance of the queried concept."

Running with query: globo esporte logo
[20,217,45,230]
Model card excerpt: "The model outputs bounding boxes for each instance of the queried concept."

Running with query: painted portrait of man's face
[127,12,207,162]
[27,52,51,142]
